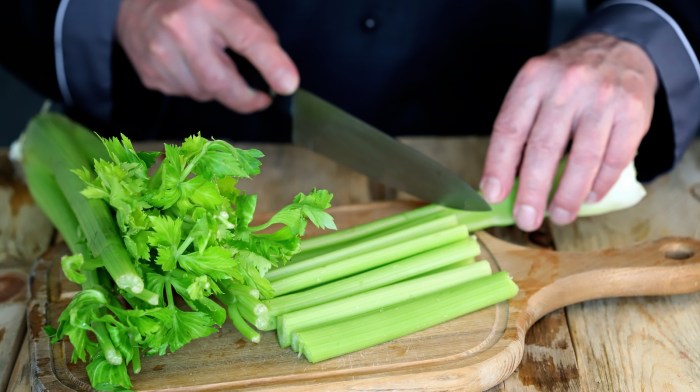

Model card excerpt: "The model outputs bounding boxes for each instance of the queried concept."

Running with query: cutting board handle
[478,233,700,327]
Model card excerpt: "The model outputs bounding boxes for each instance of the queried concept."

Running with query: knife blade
[291,89,491,211]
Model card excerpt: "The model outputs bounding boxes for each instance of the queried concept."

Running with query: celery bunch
[21,113,335,391]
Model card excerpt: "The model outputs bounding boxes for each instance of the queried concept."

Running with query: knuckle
[228,20,271,50]
[563,63,592,83]
[198,68,229,94]
[552,194,581,212]
[147,40,165,57]
[226,97,264,114]
[492,117,527,140]
[620,94,647,116]
[526,138,561,156]
[595,80,615,105]
[522,56,548,75]
[602,155,629,172]
[187,85,213,101]
[569,148,603,166]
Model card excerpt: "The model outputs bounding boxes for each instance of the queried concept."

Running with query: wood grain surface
[551,141,700,392]
[0,148,52,392]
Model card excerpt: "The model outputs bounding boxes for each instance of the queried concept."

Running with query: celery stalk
[266,214,459,281]
[277,261,492,347]
[237,302,273,331]
[21,138,85,254]
[271,225,470,296]
[266,238,481,316]
[293,271,519,362]
[297,204,445,254]
[22,114,144,294]
[219,281,260,299]
[450,161,646,232]
[228,305,261,343]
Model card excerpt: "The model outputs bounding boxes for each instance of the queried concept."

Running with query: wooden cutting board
[28,201,700,391]
[0,266,29,392]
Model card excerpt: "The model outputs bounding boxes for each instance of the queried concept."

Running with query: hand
[116,0,299,113]
[480,33,657,231]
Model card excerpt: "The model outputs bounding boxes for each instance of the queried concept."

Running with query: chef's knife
[291,89,491,211]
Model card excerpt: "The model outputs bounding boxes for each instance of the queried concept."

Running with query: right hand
[116,0,299,113]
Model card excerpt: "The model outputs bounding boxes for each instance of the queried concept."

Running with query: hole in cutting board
[661,242,695,260]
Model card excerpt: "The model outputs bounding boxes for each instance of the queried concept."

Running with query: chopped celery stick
[297,204,445,254]
[271,225,470,296]
[293,271,518,362]
[228,305,260,343]
[277,261,492,347]
[266,238,480,316]
[267,214,458,281]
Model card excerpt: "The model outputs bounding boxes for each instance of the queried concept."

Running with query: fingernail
[514,204,538,232]
[585,191,598,203]
[549,206,571,225]
[480,177,501,203]
[275,70,298,95]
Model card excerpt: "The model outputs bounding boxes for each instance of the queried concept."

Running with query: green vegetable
[277,260,492,347]
[265,238,481,316]
[295,204,446,255]
[454,160,646,232]
[293,271,518,362]
[270,224,470,295]
[266,213,458,281]
[22,113,335,391]
[23,114,144,294]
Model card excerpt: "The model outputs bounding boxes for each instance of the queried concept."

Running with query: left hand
[480,33,658,232]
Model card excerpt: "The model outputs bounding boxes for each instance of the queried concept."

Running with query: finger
[187,41,272,113]
[588,116,645,203]
[514,100,575,231]
[481,60,544,203]
[142,36,201,98]
[547,106,614,225]
[216,14,299,95]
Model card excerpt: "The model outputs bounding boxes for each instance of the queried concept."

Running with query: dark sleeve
[574,0,700,180]
[0,0,121,122]
[54,0,122,121]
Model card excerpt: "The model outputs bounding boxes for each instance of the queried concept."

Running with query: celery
[293,271,519,362]
[450,160,646,231]
[23,114,144,294]
[228,305,261,343]
[220,280,260,299]
[24,113,337,390]
[266,214,458,281]
[266,238,481,316]
[277,261,492,347]
[237,302,273,331]
[21,147,85,254]
[297,204,445,254]
[271,225,470,296]
[578,163,646,216]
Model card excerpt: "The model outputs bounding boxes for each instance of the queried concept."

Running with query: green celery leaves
[36,126,336,391]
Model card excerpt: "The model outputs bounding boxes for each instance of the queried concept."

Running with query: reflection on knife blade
[291,89,490,211]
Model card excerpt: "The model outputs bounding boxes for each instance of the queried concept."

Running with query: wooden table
[3,136,700,391]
